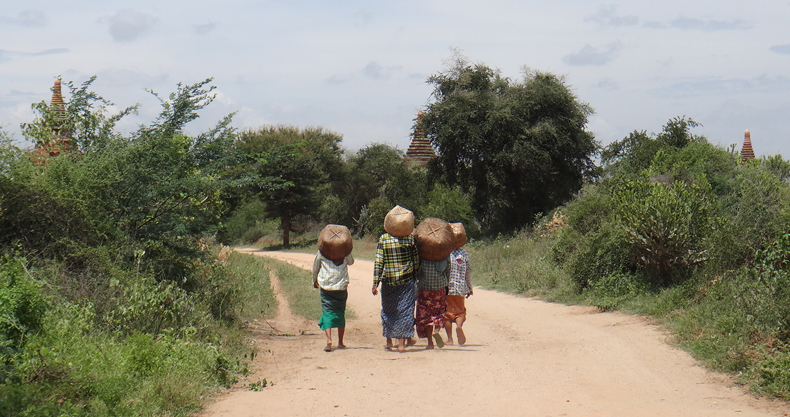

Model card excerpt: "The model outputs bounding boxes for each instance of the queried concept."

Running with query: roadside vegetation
[4,49,790,415]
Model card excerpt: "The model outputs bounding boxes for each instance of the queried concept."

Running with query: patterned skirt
[318,288,347,330]
[415,288,447,338]
[380,281,416,339]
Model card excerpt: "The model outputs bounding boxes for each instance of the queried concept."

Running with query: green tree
[237,125,344,246]
[337,143,406,229]
[420,53,599,233]
[602,116,704,176]
[1,78,242,280]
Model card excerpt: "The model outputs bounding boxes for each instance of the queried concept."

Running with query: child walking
[445,223,472,345]
[415,255,450,349]
[313,250,354,352]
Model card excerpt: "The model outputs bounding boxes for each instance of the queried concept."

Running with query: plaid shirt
[416,257,450,291]
[312,252,354,291]
[373,233,420,287]
[448,248,472,295]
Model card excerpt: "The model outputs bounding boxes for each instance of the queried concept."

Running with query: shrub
[613,177,715,286]
[0,257,47,352]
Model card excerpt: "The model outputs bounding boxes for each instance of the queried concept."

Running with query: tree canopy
[420,54,599,233]
[236,125,344,246]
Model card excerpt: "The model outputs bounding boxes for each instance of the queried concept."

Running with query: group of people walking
[312,206,472,353]
[372,218,472,352]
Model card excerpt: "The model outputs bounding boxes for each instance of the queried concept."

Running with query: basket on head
[384,205,414,237]
[318,224,353,261]
[450,222,467,249]
[414,217,455,261]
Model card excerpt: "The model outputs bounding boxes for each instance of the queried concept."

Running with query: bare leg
[324,329,332,352]
[397,338,406,353]
[337,327,346,348]
[444,320,454,345]
[385,337,393,350]
[456,317,466,345]
[425,325,434,349]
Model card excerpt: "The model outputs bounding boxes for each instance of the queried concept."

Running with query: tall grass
[268,258,356,323]
[0,249,279,416]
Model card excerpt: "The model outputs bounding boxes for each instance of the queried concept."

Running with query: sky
[2,1,789,157]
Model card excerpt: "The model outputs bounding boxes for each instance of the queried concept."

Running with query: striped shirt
[416,257,450,291]
[448,248,472,296]
[312,252,355,291]
[373,233,420,287]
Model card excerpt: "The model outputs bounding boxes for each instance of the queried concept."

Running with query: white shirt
[312,251,355,291]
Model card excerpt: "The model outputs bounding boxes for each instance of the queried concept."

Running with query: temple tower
[740,129,755,162]
[404,110,436,167]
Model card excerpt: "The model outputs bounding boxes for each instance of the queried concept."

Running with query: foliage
[602,116,704,176]
[236,125,344,246]
[0,256,47,356]
[0,78,274,416]
[2,78,243,281]
[613,177,716,286]
[420,52,599,234]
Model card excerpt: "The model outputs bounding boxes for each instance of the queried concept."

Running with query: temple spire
[404,110,436,167]
[740,129,755,162]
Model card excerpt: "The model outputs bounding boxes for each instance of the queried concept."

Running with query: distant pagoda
[740,129,755,163]
[31,78,75,165]
[404,110,436,167]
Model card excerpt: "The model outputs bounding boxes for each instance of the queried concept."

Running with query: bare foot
[406,337,417,347]
[425,344,434,350]
[384,344,393,350]
[457,327,466,345]
[337,343,346,349]
[445,339,454,346]
[397,344,406,353]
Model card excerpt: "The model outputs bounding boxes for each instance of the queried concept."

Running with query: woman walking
[372,206,420,353]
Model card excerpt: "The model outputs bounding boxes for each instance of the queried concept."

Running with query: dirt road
[199,250,789,417]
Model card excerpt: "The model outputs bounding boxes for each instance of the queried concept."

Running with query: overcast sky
[2,1,789,157]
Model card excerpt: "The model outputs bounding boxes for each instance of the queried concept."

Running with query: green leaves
[614,177,715,286]
[421,54,598,233]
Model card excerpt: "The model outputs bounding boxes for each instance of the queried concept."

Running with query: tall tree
[237,125,344,246]
[421,54,599,233]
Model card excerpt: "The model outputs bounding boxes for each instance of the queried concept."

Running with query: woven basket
[318,224,353,261]
[384,205,414,237]
[450,222,468,249]
[414,217,455,261]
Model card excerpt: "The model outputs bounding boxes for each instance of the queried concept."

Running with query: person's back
[445,247,472,345]
[373,233,419,288]
[372,232,420,352]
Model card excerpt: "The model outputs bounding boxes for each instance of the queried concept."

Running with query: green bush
[0,257,47,352]
[553,220,633,290]
[613,177,715,286]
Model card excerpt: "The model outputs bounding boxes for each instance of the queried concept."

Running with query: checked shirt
[373,233,420,287]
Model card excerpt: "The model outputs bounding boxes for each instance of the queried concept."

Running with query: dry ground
[197,250,790,417]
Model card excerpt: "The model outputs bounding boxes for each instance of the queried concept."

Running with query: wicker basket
[384,205,414,237]
[318,224,353,261]
[414,217,455,261]
[450,222,467,249]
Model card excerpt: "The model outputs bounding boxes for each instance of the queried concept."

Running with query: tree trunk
[282,208,291,247]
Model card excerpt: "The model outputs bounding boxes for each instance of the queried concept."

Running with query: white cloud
[770,45,790,55]
[0,10,47,27]
[669,17,752,31]
[194,22,217,35]
[103,10,158,42]
[563,43,622,67]
[585,5,639,27]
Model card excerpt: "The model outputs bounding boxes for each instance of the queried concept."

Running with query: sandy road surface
[198,250,790,417]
